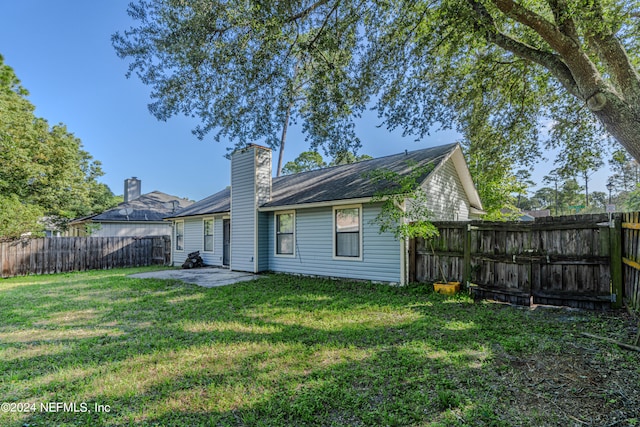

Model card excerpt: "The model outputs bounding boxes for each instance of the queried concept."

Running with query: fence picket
[412,213,616,310]
[0,236,169,278]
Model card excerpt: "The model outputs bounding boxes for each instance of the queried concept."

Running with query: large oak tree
[113,0,640,174]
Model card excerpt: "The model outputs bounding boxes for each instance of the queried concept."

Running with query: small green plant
[436,389,462,410]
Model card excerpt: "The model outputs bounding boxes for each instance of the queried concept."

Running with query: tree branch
[490,0,575,54]
[287,0,332,22]
[305,0,341,52]
[583,0,640,102]
[467,0,580,98]
[489,0,605,98]
[547,0,580,45]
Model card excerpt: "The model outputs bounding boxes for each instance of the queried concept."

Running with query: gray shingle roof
[268,143,456,207]
[169,143,458,218]
[86,191,193,222]
[169,188,231,218]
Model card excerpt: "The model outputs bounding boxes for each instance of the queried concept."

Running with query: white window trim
[203,217,214,253]
[274,210,296,258]
[174,220,184,252]
[332,204,363,261]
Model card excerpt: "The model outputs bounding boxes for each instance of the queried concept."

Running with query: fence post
[463,222,471,287]
[610,213,623,309]
[408,237,416,283]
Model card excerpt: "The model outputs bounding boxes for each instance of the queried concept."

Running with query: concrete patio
[128,267,259,287]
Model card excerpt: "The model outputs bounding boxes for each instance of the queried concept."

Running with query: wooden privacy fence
[622,213,640,311]
[0,236,171,278]
[410,213,627,310]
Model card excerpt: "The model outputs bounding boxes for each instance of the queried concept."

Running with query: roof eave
[258,197,375,212]
[165,211,230,221]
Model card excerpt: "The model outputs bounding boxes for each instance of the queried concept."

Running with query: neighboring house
[524,209,551,219]
[165,143,484,284]
[68,177,193,237]
[501,209,551,222]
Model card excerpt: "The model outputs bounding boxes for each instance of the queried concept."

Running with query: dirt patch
[489,310,640,426]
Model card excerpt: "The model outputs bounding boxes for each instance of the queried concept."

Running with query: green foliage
[608,149,640,208]
[537,176,585,215]
[282,151,326,175]
[623,184,640,211]
[528,187,557,211]
[609,149,639,193]
[464,140,525,220]
[113,0,640,173]
[283,149,373,174]
[0,55,118,237]
[112,0,366,158]
[329,151,373,166]
[0,195,44,240]
[367,161,438,240]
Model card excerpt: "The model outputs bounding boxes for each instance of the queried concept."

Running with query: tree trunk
[589,93,640,163]
[276,101,293,177]
[479,0,640,162]
[584,171,589,207]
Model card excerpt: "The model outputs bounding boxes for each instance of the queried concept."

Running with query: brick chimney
[124,177,141,203]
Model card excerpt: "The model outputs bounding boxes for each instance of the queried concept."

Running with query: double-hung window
[275,211,295,256]
[203,219,214,252]
[175,221,184,251]
[334,206,361,259]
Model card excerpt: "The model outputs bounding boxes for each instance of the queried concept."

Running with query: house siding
[257,212,270,272]
[256,148,271,272]
[422,157,470,221]
[88,222,171,237]
[231,146,273,272]
[171,217,225,266]
[267,204,402,283]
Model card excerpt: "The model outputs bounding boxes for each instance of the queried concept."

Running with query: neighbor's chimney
[124,177,141,203]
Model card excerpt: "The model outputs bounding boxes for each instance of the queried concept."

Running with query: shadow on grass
[0,271,626,426]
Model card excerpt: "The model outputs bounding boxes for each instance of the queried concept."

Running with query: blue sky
[0,1,610,202]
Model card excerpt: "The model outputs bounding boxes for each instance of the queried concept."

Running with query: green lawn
[0,268,638,426]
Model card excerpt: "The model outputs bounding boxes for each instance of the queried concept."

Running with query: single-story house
[165,143,483,284]
[68,177,193,237]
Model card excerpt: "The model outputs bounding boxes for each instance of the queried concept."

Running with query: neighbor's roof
[168,143,468,218]
[73,191,193,223]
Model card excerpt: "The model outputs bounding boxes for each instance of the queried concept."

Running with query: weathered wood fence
[623,213,640,311]
[1,236,171,278]
[409,213,632,310]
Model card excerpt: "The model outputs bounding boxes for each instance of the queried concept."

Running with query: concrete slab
[128,267,259,288]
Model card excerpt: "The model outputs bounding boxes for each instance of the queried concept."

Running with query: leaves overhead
[113,0,367,158]
[114,0,640,215]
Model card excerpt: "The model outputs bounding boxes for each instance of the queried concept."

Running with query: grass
[0,267,638,426]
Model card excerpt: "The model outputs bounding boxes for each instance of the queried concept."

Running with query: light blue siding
[90,222,171,237]
[268,204,402,283]
[230,146,271,273]
[231,148,257,272]
[256,148,271,272]
[257,212,270,272]
[171,217,225,267]
[422,157,471,220]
